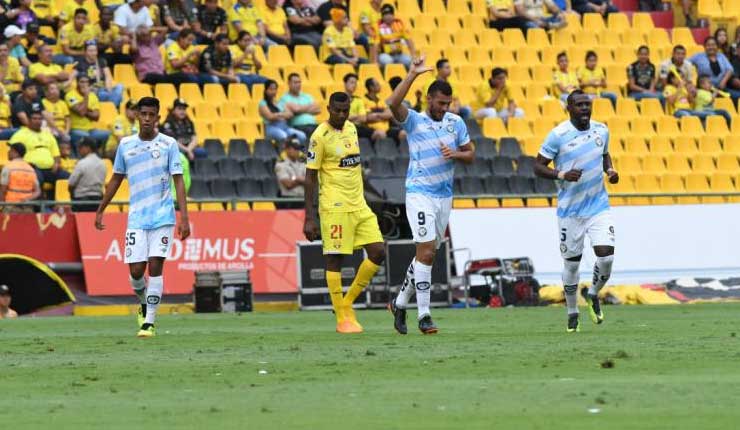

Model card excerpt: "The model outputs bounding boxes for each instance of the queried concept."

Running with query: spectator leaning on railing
[0,143,40,212]
[69,137,107,212]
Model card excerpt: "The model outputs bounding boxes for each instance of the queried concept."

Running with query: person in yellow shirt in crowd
[59,0,98,25]
[553,51,580,102]
[231,30,269,89]
[93,7,123,55]
[98,0,125,13]
[475,67,525,123]
[0,144,40,211]
[358,0,381,62]
[58,142,77,173]
[0,84,15,140]
[29,45,72,89]
[41,83,72,143]
[31,0,55,27]
[105,99,138,159]
[9,107,70,193]
[22,23,49,64]
[362,77,393,140]
[486,0,529,32]
[322,8,367,65]
[577,50,617,106]
[665,73,729,126]
[376,4,415,69]
[422,59,470,119]
[65,75,110,148]
[344,72,375,142]
[227,0,271,48]
[693,74,732,126]
[57,8,96,65]
[261,0,291,45]
[0,42,24,96]
[165,29,215,84]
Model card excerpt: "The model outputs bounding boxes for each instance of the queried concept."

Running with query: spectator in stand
[58,141,77,174]
[114,0,154,37]
[9,0,35,30]
[553,51,579,103]
[423,59,471,119]
[678,0,694,28]
[659,45,696,92]
[227,0,272,48]
[194,0,227,44]
[106,99,138,158]
[29,45,72,89]
[376,4,415,69]
[572,0,617,16]
[317,0,369,50]
[31,0,54,27]
[98,0,125,13]
[715,28,732,58]
[362,78,392,140]
[56,8,95,66]
[9,106,70,190]
[76,41,125,108]
[0,144,40,212]
[261,0,291,45]
[578,50,618,106]
[274,137,306,197]
[690,36,740,100]
[358,0,381,62]
[475,67,525,123]
[0,84,15,140]
[0,285,18,317]
[516,0,567,30]
[694,74,732,126]
[344,72,376,141]
[260,79,306,143]
[21,23,47,64]
[279,73,321,137]
[553,0,579,15]
[65,75,110,148]
[161,98,206,160]
[231,30,269,89]
[58,0,94,25]
[94,8,126,65]
[627,46,663,102]
[4,25,31,68]
[663,72,698,120]
[165,28,217,85]
[0,42,24,97]
[322,8,367,65]
[41,83,72,143]
[161,0,197,39]
[131,26,175,85]
[69,137,106,212]
[199,34,239,85]
[284,0,323,50]
[10,80,42,128]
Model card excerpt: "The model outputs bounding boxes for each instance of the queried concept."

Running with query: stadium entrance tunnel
[0,254,76,315]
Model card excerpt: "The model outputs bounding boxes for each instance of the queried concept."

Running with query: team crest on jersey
[333,240,342,249]
[595,135,604,147]
[307,151,316,161]
[446,125,454,134]
[126,248,132,257]
[560,243,567,253]
[151,149,161,159]
[418,227,427,237]
[343,140,352,149]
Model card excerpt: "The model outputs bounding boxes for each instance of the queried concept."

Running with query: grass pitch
[2,304,740,429]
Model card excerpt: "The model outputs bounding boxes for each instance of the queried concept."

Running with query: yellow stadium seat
[659,173,689,204]
[194,120,210,138]
[438,15,462,32]
[492,47,516,65]
[483,117,507,138]
[642,154,666,175]
[674,136,699,155]
[453,30,477,48]
[531,64,553,83]
[616,98,639,119]
[656,116,681,139]
[282,64,308,82]
[574,30,599,47]
[648,28,671,51]
[253,201,276,211]
[330,64,354,85]
[616,154,642,173]
[639,98,664,118]
[502,28,526,50]
[422,0,446,14]
[443,48,468,66]
[307,64,334,86]
[521,138,541,156]
[186,202,200,212]
[259,65,282,83]
[541,99,567,120]
[467,47,491,66]
[501,198,524,208]
[634,174,661,204]
[462,15,486,33]
[698,136,722,156]
[608,136,625,156]
[607,13,630,33]
[527,198,550,208]
[713,97,736,116]
[583,13,606,32]
[194,102,218,121]
[457,64,483,84]
[697,0,723,21]
[113,64,137,85]
[429,29,453,48]
[294,45,320,66]
[103,159,113,183]
[525,83,549,101]
[155,83,177,105]
[621,29,646,47]
[709,172,735,203]
[605,64,627,89]
[717,153,740,173]
[594,46,614,66]
[526,27,549,49]
[214,119,238,142]
[220,101,245,120]
[179,83,203,105]
[507,65,531,85]
[236,120,263,141]
[507,117,532,139]
[384,63,407,83]
[692,153,716,173]
[551,30,574,48]
[128,84,153,102]
[228,83,251,104]
[98,102,117,127]
[203,84,227,105]
[599,29,622,47]
[631,13,655,33]
[705,116,730,138]
[517,47,540,66]
[413,14,436,31]
[540,46,561,66]
[679,116,705,139]
[453,199,476,209]
[672,27,698,47]
[235,201,251,210]
[630,117,656,138]
[592,98,615,122]
[564,11,582,31]
[531,116,556,133]
[268,45,294,67]
[55,180,70,202]
[649,136,673,155]
[201,202,225,211]
[358,63,383,84]
[477,198,500,208]
[479,29,502,48]
[623,137,649,154]
[724,135,740,155]
[666,153,692,175]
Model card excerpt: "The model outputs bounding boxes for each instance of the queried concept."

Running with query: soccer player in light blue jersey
[387,56,474,334]
[95,97,191,338]
[534,90,620,333]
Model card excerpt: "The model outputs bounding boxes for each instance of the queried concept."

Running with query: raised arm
[387,56,432,123]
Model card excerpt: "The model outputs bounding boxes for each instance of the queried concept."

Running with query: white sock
[144,275,163,325]
[130,275,147,304]
[394,258,415,309]
[414,260,432,320]
[563,259,580,315]
[588,255,614,296]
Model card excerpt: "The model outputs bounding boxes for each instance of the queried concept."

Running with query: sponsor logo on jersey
[161,237,169,245]
[339,154,361,168]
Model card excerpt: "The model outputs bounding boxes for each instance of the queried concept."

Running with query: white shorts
[558,211,615,259]
[406,193,452,248]
[124,225,174,263]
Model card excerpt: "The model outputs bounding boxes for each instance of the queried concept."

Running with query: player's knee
[147,258,165,277]
[562,258,580,286]
[366,244,385,265]
[416,247,435,266]
[596,254,614,278]
[129,264,146,280]
[594,246,614,257]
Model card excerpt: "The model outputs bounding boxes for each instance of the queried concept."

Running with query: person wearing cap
[0,285,18,318]
[0,42,24,96]
[106,99,139,159]
[274,137,306,198]
[198,34,239,84]
[65,75,111,148]
[322,8,367,65]
[76,41,125,108]
[9,107,69,190]
[55,8,96,66]
[194,0,227,44]
[10,80,41,128]
[114,0,154,36]
[0,143,40,211]
[29,45,72,89]
[3,25,31,68]
[376,4,415,69]
[0,84,14,140]
[260,0,291,45]
[227,0,272,48]
[41,82,72,143]
[69,137,106,212]
[161,98,206,160]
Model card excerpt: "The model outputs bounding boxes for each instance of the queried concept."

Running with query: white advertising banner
[449,205,740,284]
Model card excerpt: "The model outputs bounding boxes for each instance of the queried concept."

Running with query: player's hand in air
[303,218,320,241]
[607,168,619,184]
[177,219,190,240]
[409,55,433,77]
[440,144,455,160]
[95,212,105,231]
[562,169,583,182]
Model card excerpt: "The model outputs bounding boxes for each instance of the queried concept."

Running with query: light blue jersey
[113,133,183,230]
[540,120,610,218]
[402,109,470,198]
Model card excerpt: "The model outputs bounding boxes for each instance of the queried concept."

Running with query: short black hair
[76,74,90,84]
[214,34,229,43]
[237,30,251,40]
[388,76,402,90]
[329,91,350,104]
[704,36,717,46]
[491,67,507,78]
[343,73,358,83]
[179,28,194,39]
[137,96,160,112]
[78,137,97,150]
[637,45,649,53]
[365,77,377,92]
[427,80,452,97]
[288,73,301,82]
[566,89,587,105]
[436,58,449,70]
[74,7,87,17]
[673,44,686,53]
[557,51,567,61]
[585,50,597,61]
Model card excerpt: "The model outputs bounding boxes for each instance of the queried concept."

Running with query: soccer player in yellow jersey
[303,92,385,334]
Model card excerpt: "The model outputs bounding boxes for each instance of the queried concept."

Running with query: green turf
[2,304,740,429]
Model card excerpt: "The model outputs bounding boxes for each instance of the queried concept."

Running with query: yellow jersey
[577,66,606,95]
[476,81,513,112]
[32,0,54,18]
[60,156,77,173]
[306,121,366,213]
[59,0,98,23]
[1,57,23,93]
[9,127,60,169]
[65,90,101,131]
[663,85,691,115]
[362,95,389,131]
[260,5,287,36]
[59,23,96,51]
[165,42,198,74]
[107,114,138,152]
[358,5,380,40]
[229,44,256,73]
[349,95,366,118]
[29,62,63,80]
[227,3,263,40]
[322,25,355,59]
[92,23,121,48]
[553,70,579,98]
[42,98,71,131]
[0,94,10,129]
[377,19,409,55]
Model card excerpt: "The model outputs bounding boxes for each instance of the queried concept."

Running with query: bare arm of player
[534,154,582,182]
[603,153,619,184]
[441,142,475,164]
[95,173,125,230]
[303,169,320,241]
[387,55,432,123]
[172,174,191,240]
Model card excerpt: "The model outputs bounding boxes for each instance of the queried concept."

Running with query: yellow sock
[326,271,344,324]
[344,259,380,306]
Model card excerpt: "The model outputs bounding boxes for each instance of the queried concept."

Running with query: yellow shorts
[320,206,384,255]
